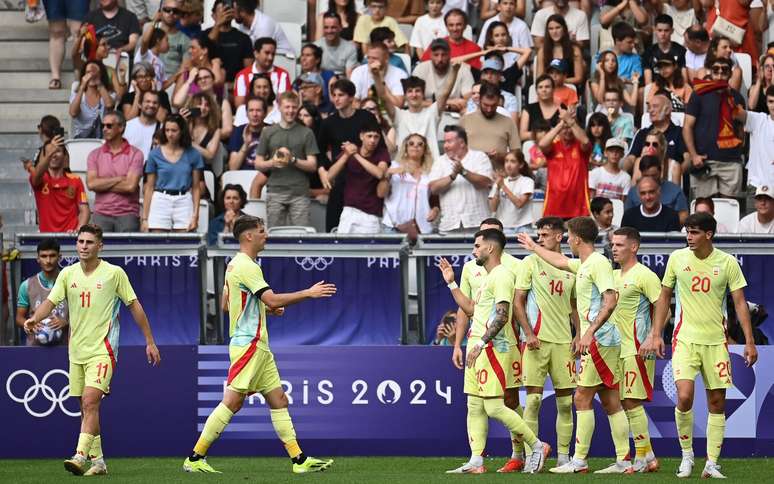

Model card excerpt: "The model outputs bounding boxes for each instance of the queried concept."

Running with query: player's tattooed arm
[481,301,510,345]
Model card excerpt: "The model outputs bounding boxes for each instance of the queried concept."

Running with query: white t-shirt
[382,161,434,234]
[124,117,158,160]
[233,103,280,127]
[744,111,774,189]
[410,14,473,49]
[488,175,535,229]
[738,212,774,234]
[236,9,293,54]
[663,4,697,45]
[394,103,441,160]
[478,15,533,49]
[531,6,589,42]
[589,166,632,201]
[442,0,469,14]
[350,63,407,100]
[429,149,493,232]
[685,50,706,71]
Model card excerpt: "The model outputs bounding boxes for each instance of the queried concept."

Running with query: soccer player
[448,217,528,473]
[518,217,631,474]
[609,227,662,473]
[23,224,162,476]
[639,213,758,479]
[441,229,550,474]
[183,215,336,474]
[513,217,579,468]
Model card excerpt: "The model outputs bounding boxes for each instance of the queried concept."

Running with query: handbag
[388,172,422,243]
[711,2,746,46]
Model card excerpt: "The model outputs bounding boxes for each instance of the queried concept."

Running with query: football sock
[706,412,726,463]
[270,408,302,460]
[467,396,488,459]
[675,408,694,453]
[573,410,594,461]
[555,395,574,455]
[76,433,95,458]
[193,402,234,458]
[608,410,631,461]
[89,435,103,461]
[625,406,652,458]
[510,404,525,458]
[483,398,537,447]
[524,393,542,438]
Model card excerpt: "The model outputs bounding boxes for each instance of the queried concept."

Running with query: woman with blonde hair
[631,131,681,185]
[748,54,774,112]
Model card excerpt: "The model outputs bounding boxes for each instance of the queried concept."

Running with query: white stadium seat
[221,170,258,198]
[64,138,104,173]
[691,198,740,233]
[264,0,308,28]
[268,226,317,234]
[197,200,209,234]
[203,171,215,201]
[243,199,267,219]
[611,198,624,228]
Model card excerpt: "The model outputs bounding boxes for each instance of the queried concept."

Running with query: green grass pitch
[2,457,773,483]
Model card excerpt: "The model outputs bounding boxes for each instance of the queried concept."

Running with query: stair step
[0,134,46,149]
[0,26,49,41]
[0,41,52,58]
[0,58,74,72]
[0,208,34,225]
[0,88,71,102]
[0,10,34,26]
[0,71,76,89]
[0,103,70,121]
[0,119,67,134]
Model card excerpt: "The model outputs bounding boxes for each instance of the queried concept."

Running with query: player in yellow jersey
[441,229,550,474]
[448,218,528,473]
[518,217,631,474]
[609,227,662,473]
[513,217,579,469]
[24,224,162,476]
[183,216,336,474]
[639,213,758,479]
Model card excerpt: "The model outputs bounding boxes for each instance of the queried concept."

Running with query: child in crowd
[611,22,642,82]
[353,0,408,55]
[367,27,409,73]
[489,150,535,232]
[136,27,172,91]
[547,59,578,107]
[601,88,634,141]
[586,112,612,167]
[410,0,448,58]
[589,138,631,201]
[590,196,616,242]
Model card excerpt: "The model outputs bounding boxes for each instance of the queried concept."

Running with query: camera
[188,107,202,118]
[687,163,711,178]
[52,126,65,139]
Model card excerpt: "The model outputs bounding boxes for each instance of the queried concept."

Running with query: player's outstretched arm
[438,258,474,316]
[639,286,672,359]
[516,233,570,271]
[731,288,758,367]
[23,299,55,334]
[127,300,161,366]
[260,281,336,310]
[577,289,617,354]
[513,289,539,350]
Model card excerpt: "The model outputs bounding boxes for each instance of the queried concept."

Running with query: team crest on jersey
[713,267,720,276]
[96,282,103,290]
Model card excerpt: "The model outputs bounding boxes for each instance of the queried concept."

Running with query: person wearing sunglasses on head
[137,0,191,78]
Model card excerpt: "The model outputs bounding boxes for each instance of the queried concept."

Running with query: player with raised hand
[441,229,550,475]
[512,217,579,469]
[518,217,631,474]
[24,224,162,476]
[609,227,662,473]
[639,213,758,479]
[183,215,336,475]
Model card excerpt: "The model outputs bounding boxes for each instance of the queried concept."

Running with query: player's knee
[525,392,542,413]
[706,392,725,413]
[81,397,100,415]
[573,389,592,410]
[503,391,519,409]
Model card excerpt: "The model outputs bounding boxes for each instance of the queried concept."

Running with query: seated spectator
[121,62,170,122]
[429,126,493,233]
[365,26,411,73]
[631,131,682,186]
[646,52,692,113]
[178,35,227,94]
[30,137,90,232]
[695,36,742,91]
[488,150,534,232]
[738,186,774,233]
[204,1,253,83]
[84,0,141,55]
[142,115,204,232]
[410,0,468,59]
[315,12,359,77]
[15,239,69,346]
[531,0,589,49]
[420,8,483,72]
[624,91,686,174]
[591,50,637,108]
[748,55,774,112]
[590,196,616,239]
[684,25,709,83]
[315,0,359,41]
[177,0,204,38]
[586,112,613,167]
[621,176,681,232]
[293,44,337,103]
[737,87,774,189]
[71,29,127,99]
[412,38,474,112]
[589,138,631,201]
[473,55,519,122]
[625,155,689,223]
[430,310,464,346]
[477,0,531,50]
[692,197,730,233]
[460,81,520,168]
[69,61,115,139]
[599,0,649,37]
[380,133,439,234]
[228,97,267,170]
[642,14,687,86]
[207,184,248,245]
[234,37,292,108]
[385,0,424,23]
[234,73,280,126]
[146,1,190,78]
[43,0,88,90]
[546,59,579,107]
[86,110,143,232]
[601,89,634,141]
[519,74,560,142]
[609,22,642,83]
[233,0,293,53]
[662,0,696,45]
[353,0,409,55]
[479,22,532,80]
[535,15,584,88]
[23,115,62,172]
[533,105,591,219]
[173,66,233,138]
[350,42,407,104]
[124,90,161,159]
[295,73,336,118]
[184,93,222,171]
[326,123,390,233]
[254,92,320,227]
[360,97,398,155]
[136,26,173,91]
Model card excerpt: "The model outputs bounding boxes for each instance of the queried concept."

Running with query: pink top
[86,140,144,217]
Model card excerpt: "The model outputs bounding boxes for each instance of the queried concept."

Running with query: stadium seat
[264,0,308,28]
[197,200,209,234]
[691,198,740,233]
[268,226,317,234]
[64,138,104,173]
[736,52,752,93]
[221,170,258,198]
[278,21,303,58]
[203,171,215,201]
[243,199,267,219]
[590,23,601,74]
[530,198,544,222]
[611,198,624,227]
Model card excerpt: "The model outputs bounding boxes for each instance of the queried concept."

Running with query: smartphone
[222,0,233,7]
[188,107,202,118]
[52,126,65,138]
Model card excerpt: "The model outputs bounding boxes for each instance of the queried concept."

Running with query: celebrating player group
[439,212,758,478]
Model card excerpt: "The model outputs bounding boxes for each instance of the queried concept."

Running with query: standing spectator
[234,37,292,108]
[315,0,360,41]
[177,35,227,96]
[86,111,143,232]
[530,0,589,49]
[315,12,359,77]
[83,0,142,54]
[646,52,692,112]
[350,42,407,103]
[683,57,745,199]
[135,27,172,91]
[205,1,253,83]
[428,126,493,233]
[254,92,320,227]
[620,176,681,232]
[519,74,560,142]
[385,0,425,23]
[589,138,631,201]
[353,0,409,54]
[533,105,591,219]
[737,86,774,189]
[228,97,267,170]
[15,240,69,346]
[662,0,697,45]
[625,155,689,223]
[477,0,531,50]
[479,22,532,74]
[684,25,709,83]
[326,123,390,233]
[233,0,293,54]
[535,15,584,88]
[419,8,483,71]
[184,93,223,169]
[601,89,635,141]
[30,138,90,232]
[207,184,247,245]
[142,115,204,232]
[23,115,62,172]
[176,0,204,38]
[705,0,761,69]
[624,91,686,174]
[474,55,520,122]
[292,44,336,103]
[126,0,161,25]
[42,0,89,90]
[69,61,115,139]
[641,14,687,85]
[590,196,616,238]
[459,81,520,167]
[695,36,743,91]
[748,54,774,113]
[124,90,161,159]
[146,0,191,78]
[412,38,474,112]
[738,186,774,234]
[120,62,171,122]
[488,150,534,232]
[71,29,128,98]
[295,72,335,117]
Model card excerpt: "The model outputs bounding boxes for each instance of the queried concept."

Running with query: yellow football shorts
[620,355,655,401]
[464,344,521,397]
[69,354,114,397]
[522,341,577,389]
[578,341,621,389]
[672,339,733,390]
[226,343,282,395]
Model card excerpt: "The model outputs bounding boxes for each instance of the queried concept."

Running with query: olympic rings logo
[294,257,334,271]
[5,369,80,418]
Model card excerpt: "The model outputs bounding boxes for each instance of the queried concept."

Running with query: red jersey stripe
[485,345,507,391]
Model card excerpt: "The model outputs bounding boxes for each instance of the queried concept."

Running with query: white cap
[604,138,627,151]
[755,185,773,199]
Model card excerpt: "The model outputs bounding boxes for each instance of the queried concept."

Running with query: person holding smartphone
[432,310,465,346]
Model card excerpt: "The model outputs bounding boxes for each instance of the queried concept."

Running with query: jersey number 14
[549,279,564,296]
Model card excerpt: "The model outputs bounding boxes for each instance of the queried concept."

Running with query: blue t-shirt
[145,146,204,191]
[625,179,688,212]
[227,125,261,170]
[617,52,643,81]
[17,272,55,308]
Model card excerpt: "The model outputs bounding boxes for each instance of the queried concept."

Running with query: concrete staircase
[0,4,72,241]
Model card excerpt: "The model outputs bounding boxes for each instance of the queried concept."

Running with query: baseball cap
[755,185,773,199]
[298,72,323,86]
[481,57,504,72]
[429,38,450,52]
[548,58,569,74]
[605,138,627,151]
[655,50,676,65]
[131,61,153,78]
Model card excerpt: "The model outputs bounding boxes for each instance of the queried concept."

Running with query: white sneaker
[701,461,726,479]
[676,455,694,478]
[524,441,551,474]
[549,458,589,474]
[593,460,632,474]
[557,453,571,467]
[445,462,486,474]
[84,458,108,476]
[63,454,88,476]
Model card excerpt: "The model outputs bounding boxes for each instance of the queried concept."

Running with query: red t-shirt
[420,37,482,71]
[30,171,87,232]
[343,148,391,216]
[543,137,591,219]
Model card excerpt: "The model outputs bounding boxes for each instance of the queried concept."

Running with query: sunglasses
[102,123,118,129]
[711,66,731,73]
[407,140,425,147]
[644,141,659,148]
[162,7,180,14]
